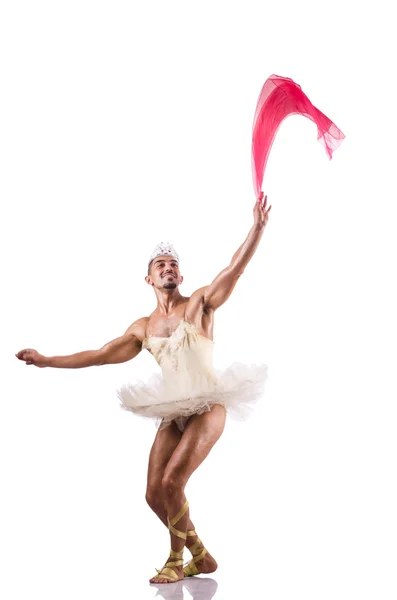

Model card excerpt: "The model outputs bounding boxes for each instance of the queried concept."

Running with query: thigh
[147,420,182,489]
[164,404,227,487]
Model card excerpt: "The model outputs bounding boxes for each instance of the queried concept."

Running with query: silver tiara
[148,241,179,265]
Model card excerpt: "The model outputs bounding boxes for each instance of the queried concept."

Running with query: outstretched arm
[202,193,271,311]
[15,318,146,368]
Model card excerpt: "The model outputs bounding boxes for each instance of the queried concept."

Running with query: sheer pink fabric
[252,75,345,197]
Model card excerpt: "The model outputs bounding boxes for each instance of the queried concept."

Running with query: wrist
[252,221,266,233]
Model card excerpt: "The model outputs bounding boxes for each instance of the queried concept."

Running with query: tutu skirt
[117,362,268,432]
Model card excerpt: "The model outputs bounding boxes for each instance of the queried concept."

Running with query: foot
[185,550,218,576]
[185,534,218,576]
[149,555,184,584]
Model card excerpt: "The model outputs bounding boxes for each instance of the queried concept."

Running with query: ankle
[186,535,206,557]
[185,530,198,548]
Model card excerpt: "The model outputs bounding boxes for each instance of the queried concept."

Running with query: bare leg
[150,404,226,584]
[145,420,201,542]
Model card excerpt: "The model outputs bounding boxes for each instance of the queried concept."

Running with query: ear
[180,275,184,284]
[145,275,153,285]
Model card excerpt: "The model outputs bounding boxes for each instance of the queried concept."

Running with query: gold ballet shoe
[183,529,208,577]
[153,549,184,582]
[152,499,189,582]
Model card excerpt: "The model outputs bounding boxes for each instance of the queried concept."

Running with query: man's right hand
[15,349,48,367]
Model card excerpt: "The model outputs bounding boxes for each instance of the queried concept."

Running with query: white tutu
[117,319,268,432]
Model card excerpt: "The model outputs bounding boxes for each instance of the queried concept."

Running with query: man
[16,192,272,584]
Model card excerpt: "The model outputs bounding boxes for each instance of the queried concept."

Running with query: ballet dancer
[16,192,271,584]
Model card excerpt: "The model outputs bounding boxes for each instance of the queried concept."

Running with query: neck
[154,288,185,314]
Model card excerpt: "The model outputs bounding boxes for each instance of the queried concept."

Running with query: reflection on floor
[150,576,218,600]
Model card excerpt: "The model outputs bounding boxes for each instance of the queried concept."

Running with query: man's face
[146,256,183,289]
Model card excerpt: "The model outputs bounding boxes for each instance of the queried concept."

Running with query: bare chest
[146,300,214,340]
[147,315,184,338]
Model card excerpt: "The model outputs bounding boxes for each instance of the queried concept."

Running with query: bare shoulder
[185,286,210,319]
[123,316,149,343]
[188,286,209,307]
[185,286,214,337]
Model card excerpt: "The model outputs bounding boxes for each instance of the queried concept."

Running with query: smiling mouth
[162,273,176,278]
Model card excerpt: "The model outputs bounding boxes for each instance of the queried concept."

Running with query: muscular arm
[202,195,271,311]
[16,318,147,368]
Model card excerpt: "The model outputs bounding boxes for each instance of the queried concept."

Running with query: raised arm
[202,193,271,312]
[15,317,147,369]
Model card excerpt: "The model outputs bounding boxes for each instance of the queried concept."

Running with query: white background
[1,1,396,599]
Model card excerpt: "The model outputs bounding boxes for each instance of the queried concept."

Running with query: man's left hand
[253,192,272,227]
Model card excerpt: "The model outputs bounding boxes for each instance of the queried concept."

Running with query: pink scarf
[252,75,345,197]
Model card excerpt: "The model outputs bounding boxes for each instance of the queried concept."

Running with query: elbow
[96,347,109,366]
[229,263,245,278]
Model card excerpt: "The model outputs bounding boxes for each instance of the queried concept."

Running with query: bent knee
[145,486,164,510]
[161,473,184,499]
